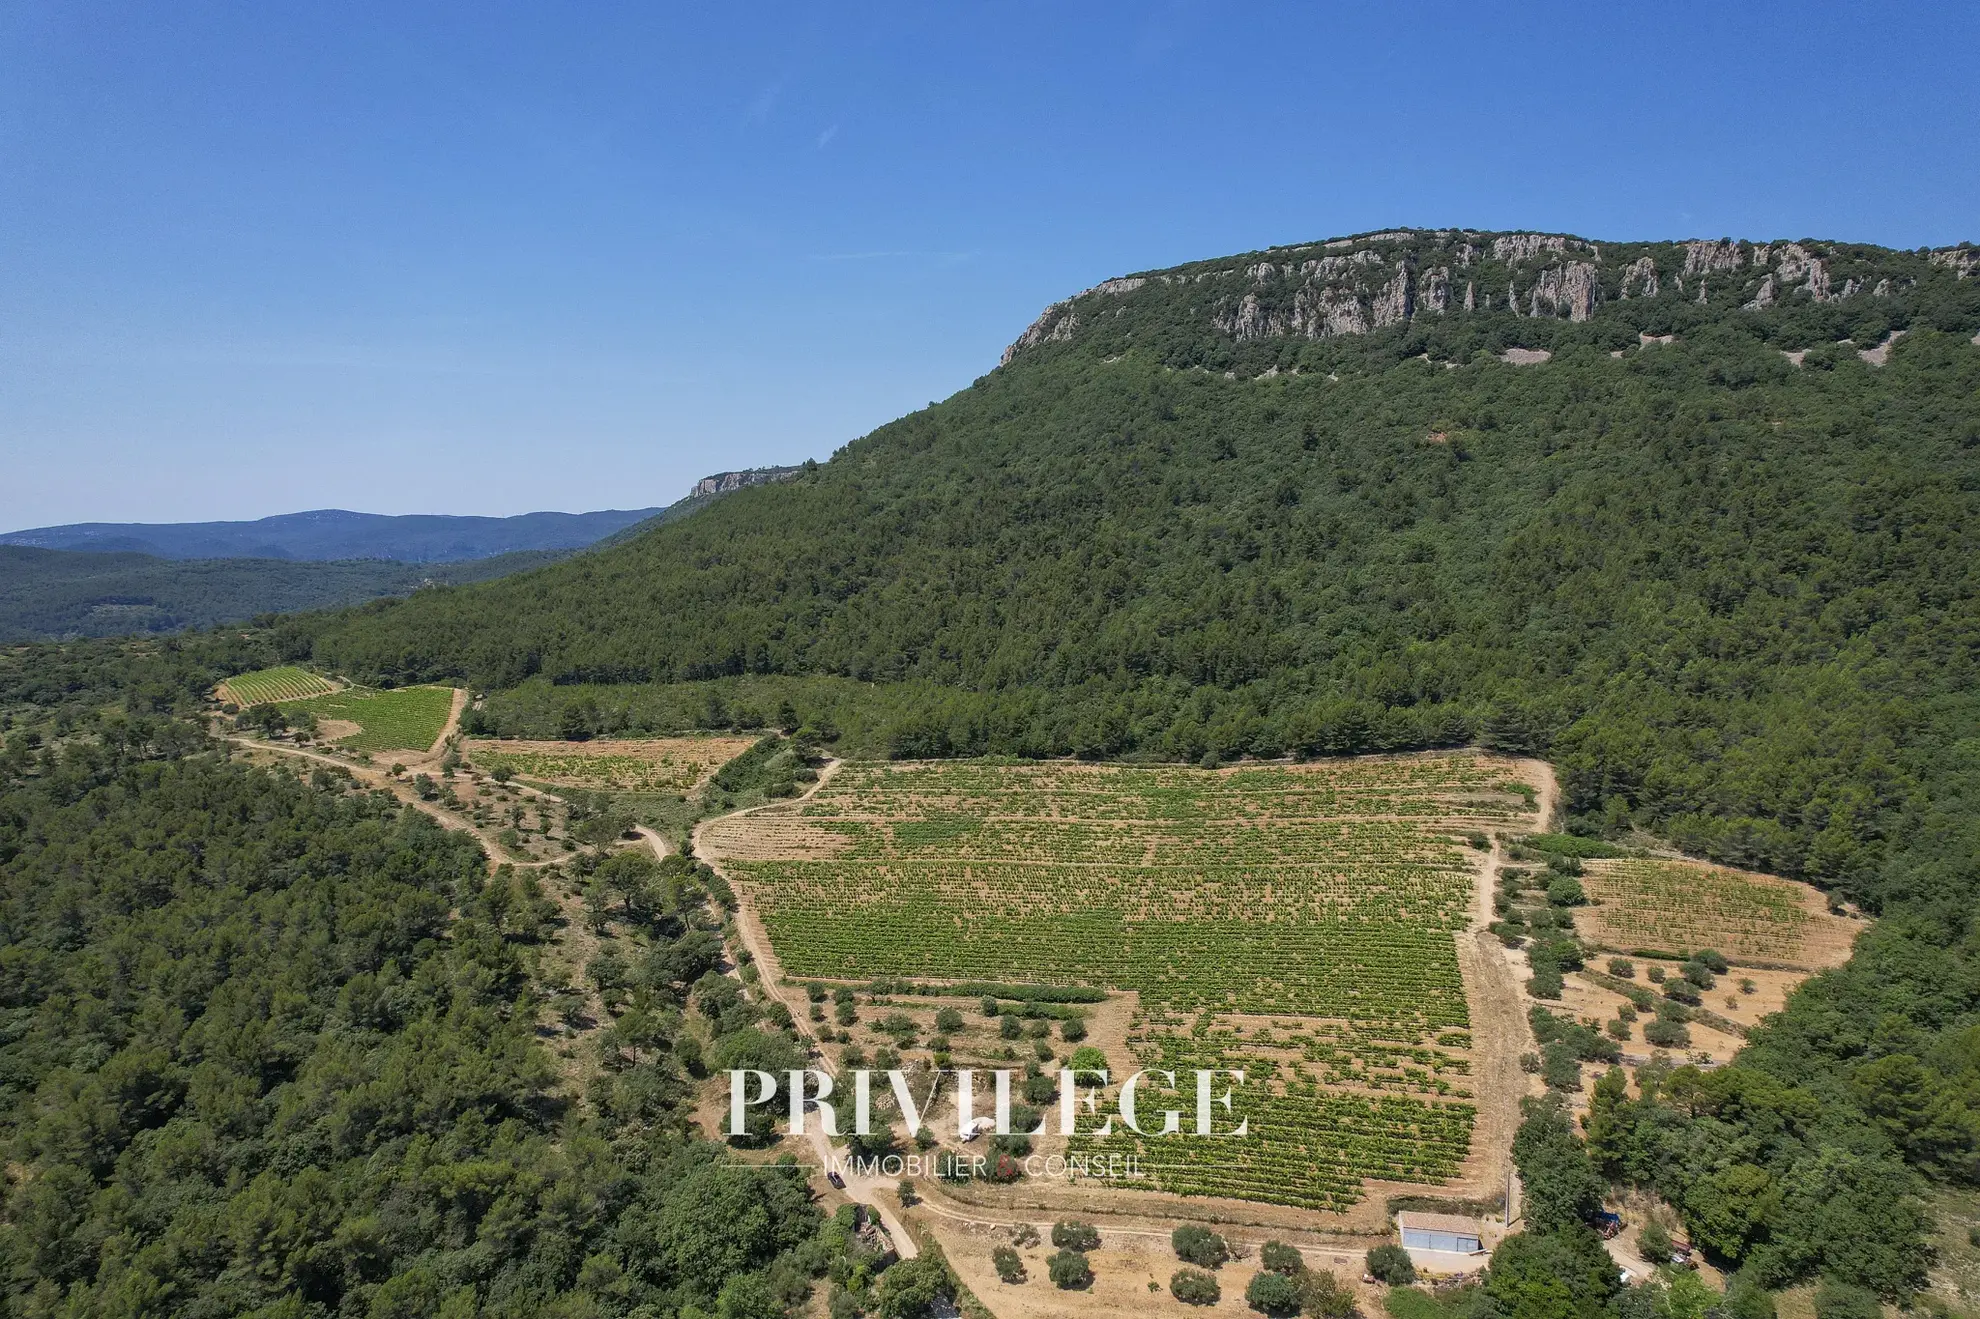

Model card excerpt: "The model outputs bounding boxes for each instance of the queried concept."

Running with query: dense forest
[0,546,575,643]
[0,715,928,1317]
[5,230,1979,1313]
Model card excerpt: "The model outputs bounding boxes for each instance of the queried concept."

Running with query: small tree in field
[1366,1243,1416,1285]
[1172,1225,1229,1268]
[1245,1270,1302,1315]
[1047,1250,1093,1290]
[1170,1268,1221,1305]
[1052,1221,1101,1251]
[1259,1240,1303,1275]
[991,1245,1025,1284]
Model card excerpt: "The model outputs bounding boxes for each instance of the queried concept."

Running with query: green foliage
[1812,1278,1882,1319]
[1052,1220,1101,1251]
[991,1244,1026,1284]
[1365,1244,1417,1285]
[1483,1229,1621,1319]
[1170,1266,1221,1304]
[873,1257,953,1319]
[296,682,456,751]
[0,723,825,1315]
[1046,1248,1093,1289]
[1259,1239,1303,1274]
[1172,1224,1229,1268]
[0,546,561,642]
[1244,1268,1303,1315]
[1512,1098,1607,1232]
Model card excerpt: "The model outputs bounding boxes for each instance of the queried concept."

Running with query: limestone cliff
[999,229,1977,364]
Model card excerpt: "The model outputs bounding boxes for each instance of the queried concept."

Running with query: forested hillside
[301,231,1980,901]
[0,718,848,1316]
[0,546,568,642]
[286,229,1980,1303]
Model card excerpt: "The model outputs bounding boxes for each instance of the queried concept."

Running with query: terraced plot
[701,754,1537,1212]
[1578,857,1858,970]
[464,736,757,792]
[220,666,337,705]
[296,685,456,753]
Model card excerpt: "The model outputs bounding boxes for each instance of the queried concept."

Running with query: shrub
[1010,1223,1040,1248]
[991,1245,1025,1284]
[1366,1244,1416,1285]
[1172,1225,1229,1268]
[1542,1041,1583,1091]
[1171,1267,1221,1305]
[999,1015,1022,1040]
[1300,1268,1357,1319]
[1245,1269,1303,1315]
[1052,1220,1101,1252]
[1696,949,1730,974]
[1643,1018,1691,1048]
[1546,876,1588,907]
[1259,1239,1303,1275]
[1607,958,1635,978]
[1680,960,1717,989]
[1647,965,1666,983]
[1047,1249,1093,1290]
[1068,1045,1109,1074]
[1060,1016,1087,1042]
[935,1007,963,1032]
[1637,1220,1674,1263]
[1813,1278,1881,1319]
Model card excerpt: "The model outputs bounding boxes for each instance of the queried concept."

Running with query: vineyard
[296,684,456,753]
[1577,858,1858,970]
[464,736,757,792]
[219,666,337,705]
[702,754,1537,1211]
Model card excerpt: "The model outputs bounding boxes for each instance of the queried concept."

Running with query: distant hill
[0,468,803,639]
[0,545,565,642]
[0,506,668,562]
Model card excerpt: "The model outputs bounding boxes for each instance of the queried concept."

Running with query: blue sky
[4,1,1976,530]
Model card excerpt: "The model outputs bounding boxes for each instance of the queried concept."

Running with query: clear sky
[4,1,1976,531]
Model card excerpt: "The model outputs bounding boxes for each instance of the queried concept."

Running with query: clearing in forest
[464,736,759,793]
[1576,858,1859,970]
[296,685,457,753]
[699,753,1538,1213]
[219,666,337,706]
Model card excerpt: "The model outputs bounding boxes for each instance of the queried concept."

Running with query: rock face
[997,229,1973,365]
[691,467,802,499]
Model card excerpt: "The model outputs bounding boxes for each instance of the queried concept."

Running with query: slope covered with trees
[287,229,1980,1302]
[0,719,846,1316]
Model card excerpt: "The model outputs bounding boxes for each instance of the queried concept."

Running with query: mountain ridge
[1002,227,1976,368]
[0,505,668,563]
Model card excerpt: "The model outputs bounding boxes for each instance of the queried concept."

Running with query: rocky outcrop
[1000,303,1079,365]
[1418,267,1452,314]
[1619,256,1660,299]
[1930,247,1976,279]
[1526,262,1602,321]
[1683,240,1745,275]
[1372,262,1413,327]
[692,466,802,499]
[998,228,1953,364]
